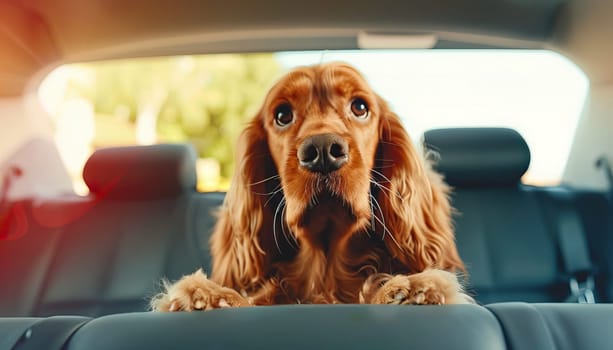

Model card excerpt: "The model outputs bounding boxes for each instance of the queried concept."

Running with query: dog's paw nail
[414,292,426,304]
[169,301,180,312]
[218,298,230,308]
[194,300,205,310]
[438,295,445,305]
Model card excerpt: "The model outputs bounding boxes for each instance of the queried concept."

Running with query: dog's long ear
[210,115,278,290]
[374,98,464,272]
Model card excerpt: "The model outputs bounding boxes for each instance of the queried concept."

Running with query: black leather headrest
[423,128,530,187]
[83,144,197,200]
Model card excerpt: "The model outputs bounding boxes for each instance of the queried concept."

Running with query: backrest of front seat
[423,128,565,303]
[30,144,207,316]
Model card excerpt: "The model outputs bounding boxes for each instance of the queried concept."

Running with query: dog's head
[214,62,463,288]
[258,63,382,239]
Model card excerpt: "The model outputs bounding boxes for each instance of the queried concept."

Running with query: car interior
[2,0,613,349]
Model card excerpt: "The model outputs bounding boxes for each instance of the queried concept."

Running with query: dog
[151,62,470,311]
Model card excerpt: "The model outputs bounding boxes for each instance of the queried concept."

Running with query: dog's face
[258,63,383,240]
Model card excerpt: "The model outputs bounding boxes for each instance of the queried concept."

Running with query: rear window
[39,50,588,194]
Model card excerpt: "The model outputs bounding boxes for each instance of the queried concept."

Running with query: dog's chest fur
[271,196,396,303]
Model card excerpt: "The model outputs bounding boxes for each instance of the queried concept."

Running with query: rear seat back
[423,128,605,303]
[3,135,612,317]
[0,144,224,317]
[0,199,61,316]
[35,144,206,316]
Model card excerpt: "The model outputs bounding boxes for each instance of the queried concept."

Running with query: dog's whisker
[367,193,376,238]
[373,164,396,170]
[370,193,402,251]
[385,225,403,252]
[369,193,386,241]
[253,185,282,197]
[262,186,284,207]
[279,198,289,242]
[370,179,390,204]
[371,168,393,184]
[279,199,298,250]
[374,182,403,201]
[248,174,281,186]
[377,140,402,147]
[273,197,285,254]
[370,179,403,202]
[252,190,278,196]
[371,200,403,252]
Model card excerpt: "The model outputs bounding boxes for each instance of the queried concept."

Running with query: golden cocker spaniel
[151,62,470,311]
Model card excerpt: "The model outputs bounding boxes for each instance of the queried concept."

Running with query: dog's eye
[274,103,294,127]
[350,98,369,119]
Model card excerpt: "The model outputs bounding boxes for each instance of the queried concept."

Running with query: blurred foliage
[65,54,282,180]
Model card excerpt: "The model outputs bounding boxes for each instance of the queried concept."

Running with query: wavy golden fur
[152,63,469,311]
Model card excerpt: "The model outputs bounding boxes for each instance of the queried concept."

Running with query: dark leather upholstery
[83,144,197,200]
[0,144,217,317]
[488,303,613,350]
[2,134,611,317]
[33,144,209,316]
[451,188,562,303]
[572,190,613,301]
[2,139,613,349]
[66,305,506,350]
[424,128,530,187]
[0,318,40,350]
[0,200,62,316]
[4,303,613,350]
[9,316,90,350]
[423,128,600,303]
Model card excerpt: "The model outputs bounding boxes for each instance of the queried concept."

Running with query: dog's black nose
[298,133,348,174]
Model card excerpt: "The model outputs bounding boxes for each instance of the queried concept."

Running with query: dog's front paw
[360,269,471,305]
[150,269,250,312]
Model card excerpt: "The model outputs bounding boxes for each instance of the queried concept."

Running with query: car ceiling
[1,0,612,96]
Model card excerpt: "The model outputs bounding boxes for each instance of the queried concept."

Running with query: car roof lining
[4,0,613,93]
[36,0,564,56]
